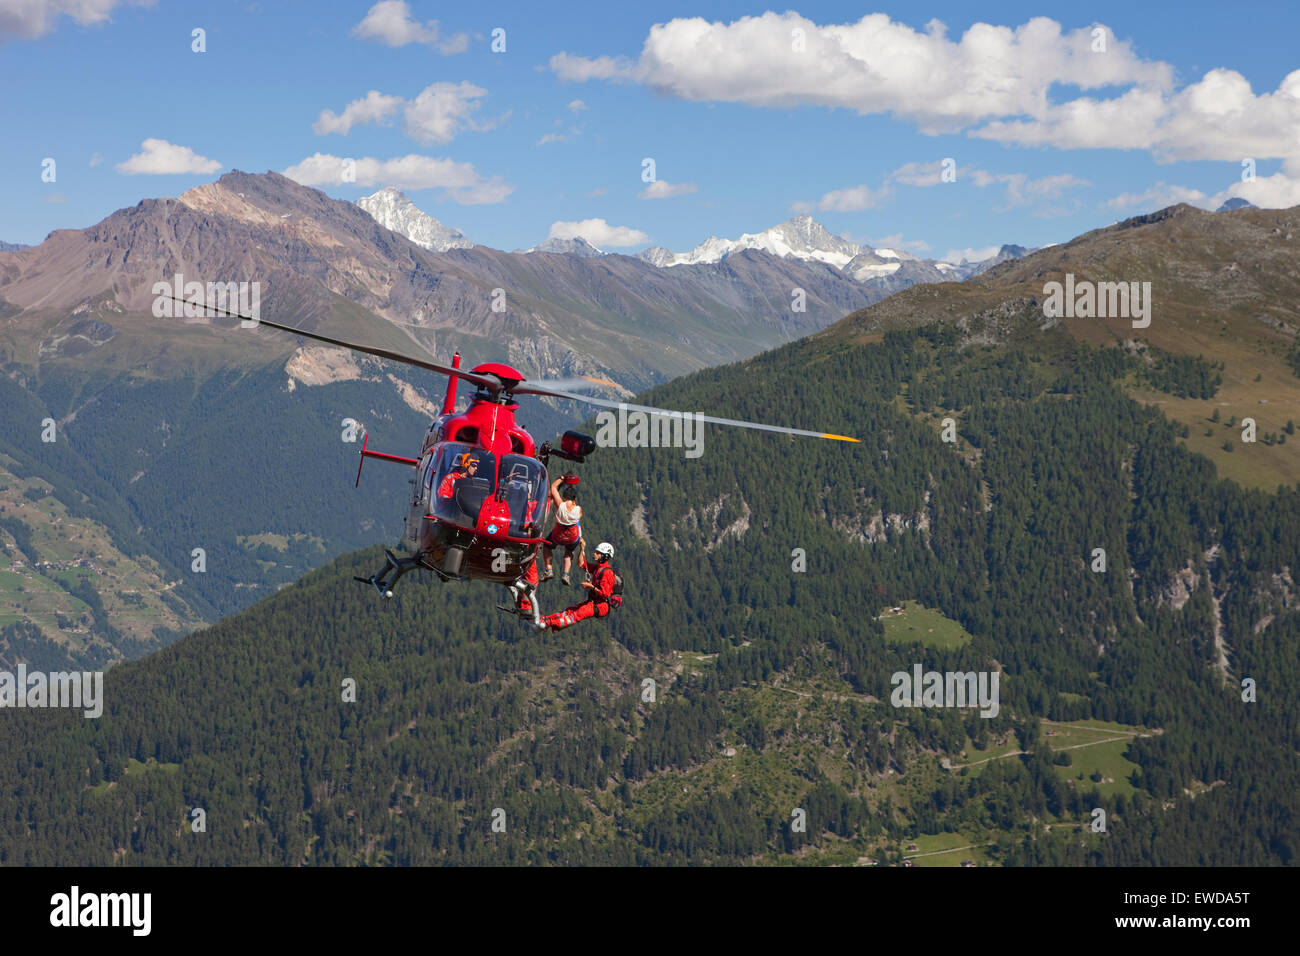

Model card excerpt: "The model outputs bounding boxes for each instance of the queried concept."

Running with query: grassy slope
[824,205,1300,490]
[0,456,206,663]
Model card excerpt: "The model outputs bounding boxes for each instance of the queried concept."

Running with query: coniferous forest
[1,307,1295,865]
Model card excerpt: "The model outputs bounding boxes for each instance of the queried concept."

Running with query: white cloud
[88,152,102,167]
[116,138,221,175]
[867,233,931,253]
[1120,161,1300,214]
[0,0,155,43]
[567,99,588,112]
[942,245,1001,264]
[886,160,951,187]
[314,83,499,144]
[552,14,1171,134]
[1001,172,1087,207]
[794,183,890,213]
[968,169,1090,210]
[796,164,1087,217]
[1106,182,1210,212]
[548,218,649,247]
[283,153,512,204]
[551,13,1300,167]
[885,161,1089,210]
[313,90,403,135]
[975,68,1300,163]
[585,187,608,198]
[550,52,634,83]
[403,82,498,143]
[536,133,567,146]
[352,0,467,54]
[639,180,697,199]
[1211,163,1300,209]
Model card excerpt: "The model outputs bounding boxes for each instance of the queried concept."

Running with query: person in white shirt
[541,474,583,586]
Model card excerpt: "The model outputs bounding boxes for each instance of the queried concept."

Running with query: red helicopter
[181,297,859,623]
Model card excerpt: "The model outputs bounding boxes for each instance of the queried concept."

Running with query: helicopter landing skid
[354,550,423,600]
[501,578,542,627]
[496,603,544,628]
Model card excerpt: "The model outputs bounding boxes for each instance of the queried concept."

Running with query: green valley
[1,305,1295,865]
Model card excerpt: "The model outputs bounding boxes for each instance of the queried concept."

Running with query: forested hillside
[0,342,593,666]
[2,307,1295,865]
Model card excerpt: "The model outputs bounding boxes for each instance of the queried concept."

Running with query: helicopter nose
[476,496,512,539]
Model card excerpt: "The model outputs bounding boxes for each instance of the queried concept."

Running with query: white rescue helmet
[595,542,614,560]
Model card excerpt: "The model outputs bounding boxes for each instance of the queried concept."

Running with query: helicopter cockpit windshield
[428,443,496,529]
[499,455,547,539]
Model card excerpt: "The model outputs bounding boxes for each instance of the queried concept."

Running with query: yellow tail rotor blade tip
[822,433,861,442]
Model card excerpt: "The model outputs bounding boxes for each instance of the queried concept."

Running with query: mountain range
[0,171,893,390]
[354,189,1035,291]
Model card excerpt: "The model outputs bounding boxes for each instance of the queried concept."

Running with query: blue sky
[2,1,1298,260]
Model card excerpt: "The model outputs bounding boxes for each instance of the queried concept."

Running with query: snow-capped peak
[519,236,604,257]
[658,215,865,268]
[621,212,1033,290]
[356,187,474,252]
[635,246,675,267]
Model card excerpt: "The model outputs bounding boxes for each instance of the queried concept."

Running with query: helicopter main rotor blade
[164,295,500,389]
[525,375,629,394]
[514,385,860,443]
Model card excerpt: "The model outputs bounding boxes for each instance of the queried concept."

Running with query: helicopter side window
[418,452,435,507]
[429,444,496,529]
[499,455,546,539]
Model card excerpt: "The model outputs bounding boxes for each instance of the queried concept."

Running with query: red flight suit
[542,561,616,631]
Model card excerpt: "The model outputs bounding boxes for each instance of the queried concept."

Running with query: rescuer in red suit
[438,453,477,498]
[539,542,620,631]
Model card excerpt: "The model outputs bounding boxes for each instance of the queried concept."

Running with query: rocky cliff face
[0,171,885,390]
